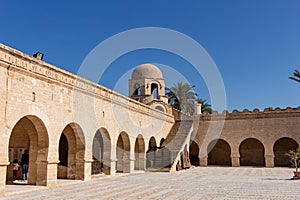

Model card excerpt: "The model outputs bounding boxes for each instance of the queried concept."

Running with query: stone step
[150,119,193,170]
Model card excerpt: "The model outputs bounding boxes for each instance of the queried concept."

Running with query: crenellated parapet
[200,106,300,121]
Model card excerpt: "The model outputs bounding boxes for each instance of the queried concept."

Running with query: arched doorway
[134,135,145,170]
[7,115,49,185]
[116,132,130,173]
[274,137,298,167]
[189,141,199,166]
[146,136,157,168]
[239,138,265,166]
[92,128,111,175]
[57,123,85,180]
[207,139,231,166]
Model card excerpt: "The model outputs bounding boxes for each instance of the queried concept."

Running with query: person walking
[21,150,29,181]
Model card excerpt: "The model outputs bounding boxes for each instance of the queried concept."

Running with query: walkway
[2,167,300,199]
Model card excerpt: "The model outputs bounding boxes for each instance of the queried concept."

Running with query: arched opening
[189,141,199,166]
[7,115,49,186]
[239,138,265,166]
[58,133,68,167]
[148,137,157,151]
[207,139,231,166]
[92,128,111,175]
[151,83,158,99]
[133,87,141,96]
[57,123,85,180]
[146,136,157,168]
[159,138,165,148]
[274,137,298,167]
[116,132,130,173]
[154,105,165,112]
[134,135,145,170]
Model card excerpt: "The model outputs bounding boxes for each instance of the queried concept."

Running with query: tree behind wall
[166,81,213,115]
[196,98,212,114]
[166,82,197,115]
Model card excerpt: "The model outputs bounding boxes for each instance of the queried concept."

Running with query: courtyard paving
[2,167,300,200]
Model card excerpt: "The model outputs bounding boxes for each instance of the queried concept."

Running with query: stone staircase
[150,118,194,171]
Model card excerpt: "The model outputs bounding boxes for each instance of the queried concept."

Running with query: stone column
[0,162,9,196]
[108,159,117,176]
[84,159,92,181]
[265,154,274,168]
[75,159,92,181]
[231,151,240,167]
[231,156,240,167]
[199,156,207,166]
[129,158,135,173]
[122,153,131,173]
[36,160,58,187]
[138,154,146,170]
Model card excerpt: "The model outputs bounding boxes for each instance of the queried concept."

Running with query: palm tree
[289,70,300,83]
[196,98,212,114]
[166,82,197,115]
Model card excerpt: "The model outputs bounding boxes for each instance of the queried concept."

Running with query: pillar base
[75,159,92,181]
[109,159,117,176]
[36,160,58,187]
[129,159,135,173]
[265,155,274,168]
[0,164,8,197]
[199,156,207,166]
[231,156,240,167]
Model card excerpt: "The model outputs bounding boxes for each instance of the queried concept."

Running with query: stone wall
[0,43,174,195]
[193,107,300,167]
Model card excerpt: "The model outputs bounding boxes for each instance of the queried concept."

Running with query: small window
[151,83,158,99]
[155,105,165,112]
[134,87,141,95]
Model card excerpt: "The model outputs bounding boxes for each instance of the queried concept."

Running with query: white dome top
[131,64,163,79]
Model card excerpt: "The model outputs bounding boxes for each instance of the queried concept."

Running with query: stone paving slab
[1,167,300,200]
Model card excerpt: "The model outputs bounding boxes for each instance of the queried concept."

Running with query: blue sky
[1,0,300,112]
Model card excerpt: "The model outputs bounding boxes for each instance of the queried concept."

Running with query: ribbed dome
[131,64,163,79]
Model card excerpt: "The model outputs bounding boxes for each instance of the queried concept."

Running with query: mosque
[0,43,299,195]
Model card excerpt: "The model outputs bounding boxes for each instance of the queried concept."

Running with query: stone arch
[57,123,85,180]
[151,83,159,99]
[207,139,231,166]
[7,115,49,186]
[148,136,157,151]
[134,134,145,170]
[92,128,111,175]
[154,104,166,113]
[116,132,131,173]
[189,141,199,166]
[239,138,265,166]
[133,87,141,96]
[273,137,298,167]
[146,136,157,168]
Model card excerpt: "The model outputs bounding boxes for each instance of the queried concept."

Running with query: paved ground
[2,167,300,200]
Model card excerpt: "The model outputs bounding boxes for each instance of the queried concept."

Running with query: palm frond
[289,69,300,83]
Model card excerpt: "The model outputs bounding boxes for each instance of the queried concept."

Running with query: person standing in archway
[21,150,29,181]
[12,159,20,181]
